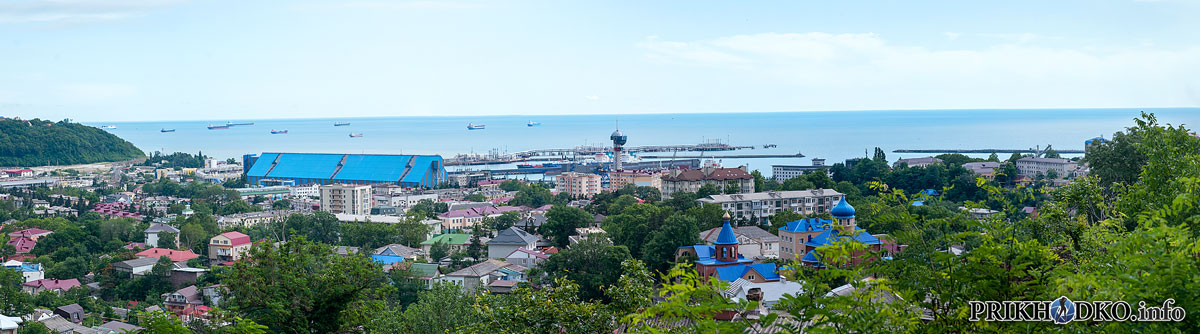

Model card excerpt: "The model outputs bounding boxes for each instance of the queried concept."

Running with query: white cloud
[639,32,1200,108]
[59,84,138,102]
[0,0,187,24]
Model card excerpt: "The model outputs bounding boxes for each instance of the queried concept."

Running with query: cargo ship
[160,128,175,133]
[467,123,486,130]
[349,133,363,138]
[207,124,231,130]
[271,129,288,134]
[334,122,351,126]
[102,125,117,129]
[227,121,254,127]
[527,121,541,127]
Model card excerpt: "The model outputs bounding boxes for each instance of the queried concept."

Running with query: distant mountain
[0,118,144,167]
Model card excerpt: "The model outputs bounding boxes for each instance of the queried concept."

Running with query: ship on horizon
[228,121,254,127]
[207,124,231,130]
[334,122,351,126]
[102,125,117,129]
[527,121,541,127]
[349,132,363,137]
[271,129,288,134]
[160,128,175,133]
[467,123,486,130]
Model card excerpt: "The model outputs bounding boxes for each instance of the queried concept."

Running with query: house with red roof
[661,165,754,198]
[3,169,33,178]
[437,205,524,231]
[208,232,252,265]
[22,278,81,295]
[7,228,53,241]
[136,248,200,263]
[5,236,36,254]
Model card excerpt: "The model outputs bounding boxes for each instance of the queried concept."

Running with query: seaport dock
[638,152,805,159]
[893,148,1084,154]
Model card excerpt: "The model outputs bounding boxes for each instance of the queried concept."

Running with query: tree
[428,241,450,261]
[271,199,291,210]
[157,231,178,249]
[723,180,741,194]
[987,153,1000,162]
[695,184,720,198]
[464,193,486,202]
[641,214,700,272]
[750,170,767,193]
[369,283,479,334]
[541,206,592,248]
[0,268,32,316]
[489,211,521,231]
[222,236,390,333]
[179,223,208,251]
[1045,168,1059,180]
[1042,148,1061,159]
[139,310,190,334]
[873,147,888,163]
[533,236,632,302]
[1007,152,1024,162]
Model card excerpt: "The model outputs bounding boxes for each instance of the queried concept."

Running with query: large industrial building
[243,153,447,188]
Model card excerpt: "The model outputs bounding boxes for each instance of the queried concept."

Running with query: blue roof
[779,218,833,233]
[245,153,280,177]
[1085,136,1109,145]
[922,189,938,195]
[403,156,442,183]
[370,255,405,265]
[714,221,739,245]
[912,200,924,206]
[678,244,715,259]
[334,155,413,182]
[831,197,855,218]
[714,263,781,282]
[3,263,41,272]
[267,153,343,179]
[804,228,882,248]
[800,251,825,267]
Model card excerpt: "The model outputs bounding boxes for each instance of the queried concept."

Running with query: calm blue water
[89,108,1200,177]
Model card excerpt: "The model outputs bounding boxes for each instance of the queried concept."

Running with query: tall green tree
[532,236,632,302]
[540,206,592,248]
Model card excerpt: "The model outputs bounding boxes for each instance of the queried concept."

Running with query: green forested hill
[0,118,144,167]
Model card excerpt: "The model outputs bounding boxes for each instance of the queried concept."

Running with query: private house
[162,286,203,315]
[8,228,53,241]
[2,260,44,282]
[4,236,36,254]
[504,248,548,268]
[963,162,1002,179]
[96,321,142,334]
[169,266,207,288]
[391,263,441,289]
[440,259,528,291]
[112,257,160,276]
[698,225,780,259]
[420,234,471,260]
[208,232,252,265]
[777,218,833,260]
[661,166,754,198]
[144,223,179,249]
[486,227,538,259]
[1,314,21,334]
[437,206,524,231]
[22,278,81,295]
[39,315,98,334]
[135,248,200,263]
[53,304,85,324]
[371,255,406,272]
[722,275,806,309]
[374,244,422,260]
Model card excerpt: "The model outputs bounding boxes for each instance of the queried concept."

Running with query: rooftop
[699,189,842,203]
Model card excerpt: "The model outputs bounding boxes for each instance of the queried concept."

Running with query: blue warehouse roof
[335,154,414,182]
[245,152,445,186]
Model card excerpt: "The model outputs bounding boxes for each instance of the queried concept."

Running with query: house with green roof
[420,233,472,260]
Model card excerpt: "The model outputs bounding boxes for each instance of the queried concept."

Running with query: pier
[638,152,805,159]
[451,159,702,176]
[893,149,1084,154]
[445,141,761,166]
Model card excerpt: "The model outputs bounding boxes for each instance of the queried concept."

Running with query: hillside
[0,118,144,167]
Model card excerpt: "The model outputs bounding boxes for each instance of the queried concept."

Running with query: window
[748,274,756,280]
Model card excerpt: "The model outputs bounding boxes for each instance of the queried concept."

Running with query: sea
[87,108,1200,178]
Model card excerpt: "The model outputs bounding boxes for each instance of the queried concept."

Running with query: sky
[0,0,1198,122]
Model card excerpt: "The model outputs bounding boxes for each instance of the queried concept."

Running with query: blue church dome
[831,197,855,218]
[715,221,739,245]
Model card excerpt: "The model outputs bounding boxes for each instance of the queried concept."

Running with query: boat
[763,144,777,148]
[541,163,561,168]
[349,133,363,138]
[228,122,254,127]
[102,125,117,129]
[334,122,351,126]
[517,164,534,169]
[467,123,486,130]
[207,124,231,130]
[271,129,288,134]
[160,128,175,133]
[527,121,541,127]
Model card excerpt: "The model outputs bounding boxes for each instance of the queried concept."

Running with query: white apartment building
[320,184,372,215]
[375,193,439,209]
[697,189,844,224]
[1015,157,1078,179]
[290,185,320,198]
[555,172,601,198]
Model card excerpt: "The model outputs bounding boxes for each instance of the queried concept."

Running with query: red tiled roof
[136,248,200,262]
[215,232,251,246]
[662,168,752,182]
[23,278,81,291]
[6,236,36,253]
[8,228,53,237]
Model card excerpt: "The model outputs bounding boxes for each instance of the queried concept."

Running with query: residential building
[1015,157,1078,179]
[697,189,843,223]
[290,184,320,198]
[3,169,33,178]
[112,257,159,276]
[440,259,528,291]
[5,236,36,254]
[208,232,252,265]
[437,206,523,231]
[486,227,538,259]
[607,170,662,190]
[22,278,81,295]
[136,248,200,263]
[39,315,97,334]
[722,276,805,309]
[893,157,943,168]
[0,314,21,334]
[772,158,829,181]
[7,228,52,241]
[556,172,602,198]
[320,184,372,215]
[96,321,142,334]
[504,248,548,269]
[698,225,780,259]
[421,234,471,259]
[374,244,423,260]
[962,161,1002,179]
[53,304,84,324]
[393,263,441,289]
[162,285,203,315]
[243,153,447,188]
[2,260,44,282]
[144,223,179,249]
[217,210,293,229]
[661,166,754,198]
[376,193,438,209]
